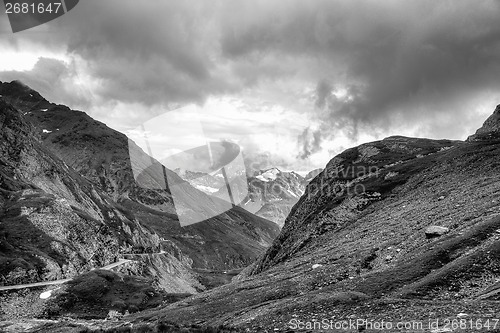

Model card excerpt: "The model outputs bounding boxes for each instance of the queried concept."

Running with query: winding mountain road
[0,259,133,291]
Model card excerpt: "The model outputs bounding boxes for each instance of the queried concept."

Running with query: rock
[438,195,445,201]
[425,226,450,239]
[312,264,323,269]
[456,313,468,318]
[467,104,500,141]
[385,255,393,261]
[106,310,123,320]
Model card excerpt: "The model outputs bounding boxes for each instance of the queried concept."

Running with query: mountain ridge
[3,80,500,331]
[467,104,500,142]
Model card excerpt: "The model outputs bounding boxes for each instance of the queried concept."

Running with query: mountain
[241,168,306,227]
[100,104,500,331]
[175,166,309,227]
[173,168,226,194]
[0,96,167,288]
[0,80,279,297]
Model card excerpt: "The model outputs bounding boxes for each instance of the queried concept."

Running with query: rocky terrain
[34,103,500,333]
[0,81,279,324]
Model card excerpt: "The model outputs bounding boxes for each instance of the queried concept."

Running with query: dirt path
[121,250,166,257]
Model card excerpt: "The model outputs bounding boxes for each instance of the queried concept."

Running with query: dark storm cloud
[0,57,92,108]
[297,127,322,160]
[60,0,237,106]
[1,0,240,107]
[218,0,500,139]
[2,0,500,146]
[315,80,333,109]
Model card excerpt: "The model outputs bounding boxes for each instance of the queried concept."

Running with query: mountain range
[2,80,500,332]
[175,167,323,227]
[0,80,279,297]
[93,103,500,332]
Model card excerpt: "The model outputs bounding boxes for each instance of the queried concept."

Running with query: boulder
[425,226,450,239]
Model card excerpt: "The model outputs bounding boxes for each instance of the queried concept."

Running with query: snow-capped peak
[258,168,280,181]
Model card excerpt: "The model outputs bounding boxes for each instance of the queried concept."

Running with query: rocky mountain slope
[0,96,162,288]
[0,80,279,296]
[468,104,500,142]
[74,103,500,332]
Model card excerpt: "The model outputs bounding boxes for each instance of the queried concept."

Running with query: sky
[1,0,500,174]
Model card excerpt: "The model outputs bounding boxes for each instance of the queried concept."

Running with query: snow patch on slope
[193,184,219,194]
[257,168,280,182]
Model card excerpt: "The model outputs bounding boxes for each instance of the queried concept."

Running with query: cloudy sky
[1,0,500,173]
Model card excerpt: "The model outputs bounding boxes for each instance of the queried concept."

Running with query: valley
[0,81,279,326]
[1,81,500,333]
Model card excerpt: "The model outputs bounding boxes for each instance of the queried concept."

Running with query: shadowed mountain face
[111,104,500,330]
[0,96,159,287]
[0,81,279,292]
